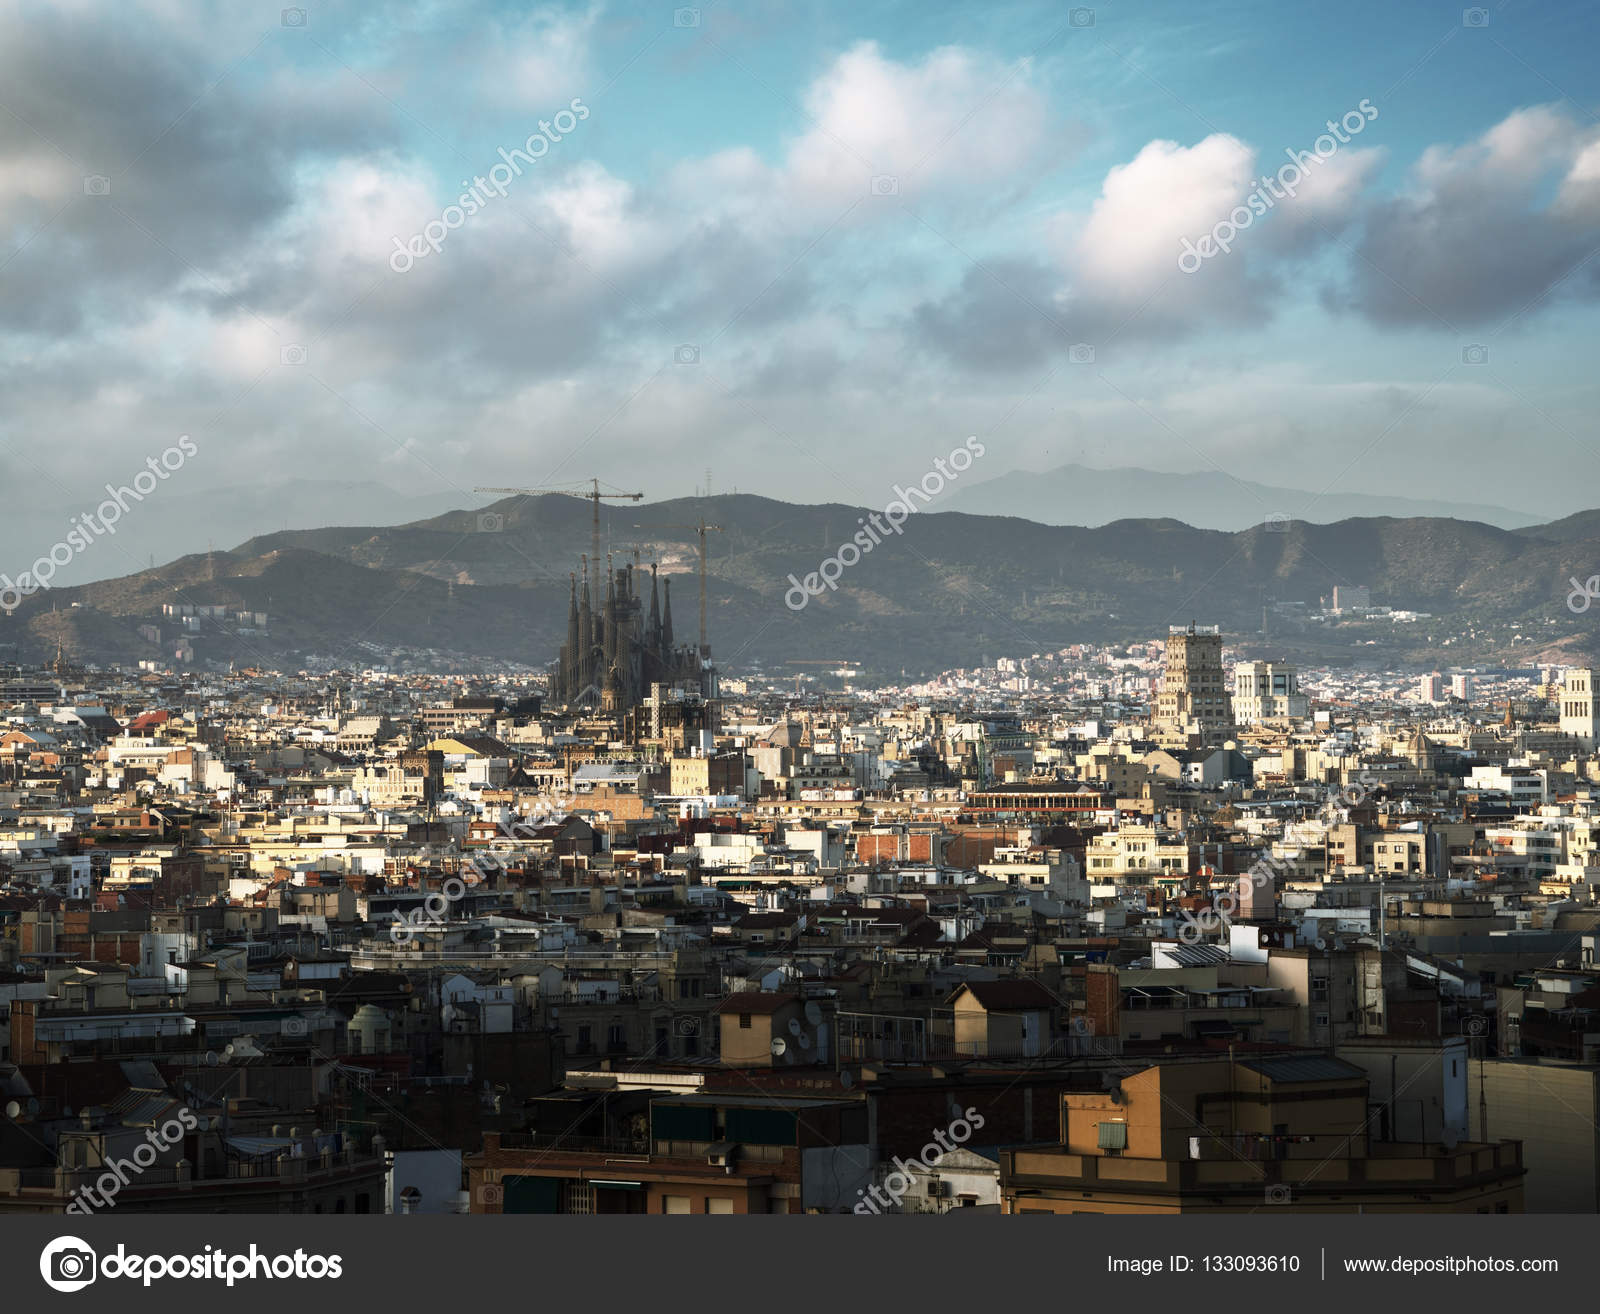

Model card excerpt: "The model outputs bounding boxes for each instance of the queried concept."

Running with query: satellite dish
[1315,938,1328,950]
[804,1002,823,1027]
[3,1101,19,1120]
[205,1050,219,1067]
[788,1019,804,1036]
[839,1069,854,1089]
[770,1038,787,1057]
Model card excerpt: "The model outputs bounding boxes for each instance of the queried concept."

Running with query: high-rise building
[1331,585,1370,613]
[1560,668,1600,748]
[1233,661,1309,724]
[1418,673,1444,704]
[1155,623,1232,746]
[1450,673,1473,702]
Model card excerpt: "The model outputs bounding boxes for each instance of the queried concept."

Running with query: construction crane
[475,478,644,597]
[638,520,722,658]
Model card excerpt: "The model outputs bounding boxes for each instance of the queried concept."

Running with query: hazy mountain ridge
[4,494,1598,675]
[946,463,1541,531]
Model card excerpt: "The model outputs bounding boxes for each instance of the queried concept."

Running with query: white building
[1560,669,1600,748]
[1233,662,1309,724]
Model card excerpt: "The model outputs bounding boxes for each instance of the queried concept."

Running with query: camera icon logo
[282,1016,308,1037]
[1264,1184,1292,1205]
[674,1016,702,1037]
[1461,343,1488,366]
[41,1237,97,1292]
[1069,7,1095,26]
[869,175,899,196]
[280,343,307,366]
[83,175,110,196]
[674,7,700,26]
[1462,7,1489,26]
[477,1182,504,1207]
[1264,512,1291,532]
[283,7,307,26]
[1464,1015,1487,1037]
[674,344,700,365]
[477,511,504,533]
[1068,342,1095,364]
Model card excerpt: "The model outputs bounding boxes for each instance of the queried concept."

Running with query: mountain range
[945,463,1540,531]
[4,491,1598,678]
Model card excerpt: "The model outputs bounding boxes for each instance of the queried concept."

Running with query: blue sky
[1,0,1598,581]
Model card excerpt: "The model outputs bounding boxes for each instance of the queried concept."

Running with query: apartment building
[999,1057,1524,1213]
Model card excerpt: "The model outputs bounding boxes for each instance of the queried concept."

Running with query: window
[706,1198,734,1214]
[739,1013,752,1029]
[663,1195,692,1214]
[1097,1121,1128,1151]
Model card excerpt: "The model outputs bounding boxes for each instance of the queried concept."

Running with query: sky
[2,0,1599,584]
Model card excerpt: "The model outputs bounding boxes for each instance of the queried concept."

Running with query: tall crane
[475,478,644,597]
[638,520,722,658]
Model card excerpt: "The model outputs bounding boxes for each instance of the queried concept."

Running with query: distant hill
[945,463,1540,531]
[1513,510,1600,544]
[5,492,1599,676]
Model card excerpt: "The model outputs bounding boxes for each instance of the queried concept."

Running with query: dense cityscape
[4,573,1600,1218]
[7,0,1600,1300]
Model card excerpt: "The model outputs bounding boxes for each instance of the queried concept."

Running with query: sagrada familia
[553,554,714,712]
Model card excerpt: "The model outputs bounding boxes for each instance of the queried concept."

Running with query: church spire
[647,563,661,646]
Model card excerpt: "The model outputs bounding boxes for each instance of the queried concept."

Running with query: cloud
[911,259,1071,372]
[910,126,1383,362]
[1339,105,1600,327]
[782,41,1048,206]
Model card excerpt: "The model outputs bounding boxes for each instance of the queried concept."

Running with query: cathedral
[553,554,713,713]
